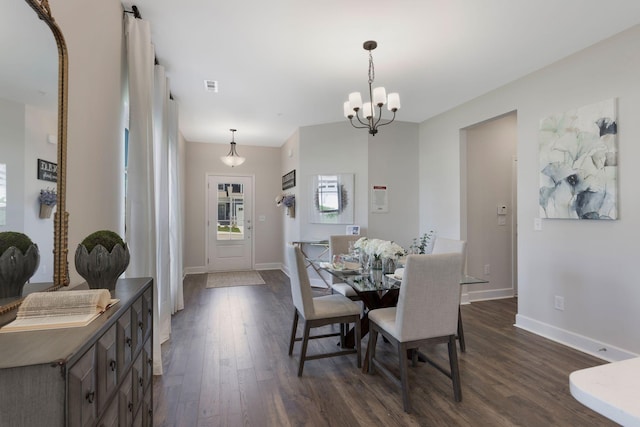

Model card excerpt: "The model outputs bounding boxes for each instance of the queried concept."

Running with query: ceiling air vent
[204,80,219,93]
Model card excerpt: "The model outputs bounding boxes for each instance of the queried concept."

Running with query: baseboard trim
[515,314,638,362]
[185,263,282,275]
[254,263,281,270]
[467,287,514,302]
[184,266,206,275]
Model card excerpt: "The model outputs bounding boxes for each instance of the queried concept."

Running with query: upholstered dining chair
[366,252,464,413]
[328,234,361,299]
[287,244,362,376]
[431,237,468,351]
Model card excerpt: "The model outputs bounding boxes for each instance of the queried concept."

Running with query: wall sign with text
[37,159,57,182]
[282,169,296,190]
[371,185,388,213]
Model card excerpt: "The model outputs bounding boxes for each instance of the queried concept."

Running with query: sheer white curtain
[125,14,184,375]
[168,99,184,313]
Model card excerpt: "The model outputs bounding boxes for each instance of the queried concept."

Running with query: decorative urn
[0,232,40,298]
[75,230,130,292]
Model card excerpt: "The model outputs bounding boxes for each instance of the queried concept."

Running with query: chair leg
[448,335,462,402]
[398,341,411,413]
[298,322,311,376]
[354,317,361,368]
[366,325,379,374]
[457,306,466,352]
[340,323,346,348]
[288,310,299,356]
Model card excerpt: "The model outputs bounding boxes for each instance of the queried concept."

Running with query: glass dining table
[322,265,488,352]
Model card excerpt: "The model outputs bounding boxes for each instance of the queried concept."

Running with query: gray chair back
[287,244,315,318]
[329,235,360,284]
[432,237,467,273]
[395,253,463,342]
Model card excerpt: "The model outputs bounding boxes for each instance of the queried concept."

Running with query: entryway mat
[206,271,266,288]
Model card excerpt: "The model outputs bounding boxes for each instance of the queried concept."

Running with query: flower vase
[39,204,53,219]
[382,257,397,274]
[359,252,370,273]
[370,256,383,270]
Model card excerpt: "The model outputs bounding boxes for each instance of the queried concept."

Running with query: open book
[0,289,119,332]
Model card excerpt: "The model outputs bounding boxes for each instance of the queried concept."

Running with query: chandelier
[220,129,246,167]
[343,40,401,136]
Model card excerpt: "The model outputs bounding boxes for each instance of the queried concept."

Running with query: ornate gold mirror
[0,0,68,316]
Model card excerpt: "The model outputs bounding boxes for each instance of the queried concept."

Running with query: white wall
[367,121,420,249]
[51,0,126,284]
[183,141,283,272]
[420,25,640,360]
[280,129,300,268]
[299,122,369,240]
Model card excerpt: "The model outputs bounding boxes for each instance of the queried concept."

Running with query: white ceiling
[5,1,640,148]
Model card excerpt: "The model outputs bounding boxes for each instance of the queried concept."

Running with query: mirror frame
[0,0,69,316]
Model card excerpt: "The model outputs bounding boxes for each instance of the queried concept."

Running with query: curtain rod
[124,5,142,19]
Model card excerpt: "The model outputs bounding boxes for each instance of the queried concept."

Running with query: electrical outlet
[484,264,490,275]
[554,295,565,311]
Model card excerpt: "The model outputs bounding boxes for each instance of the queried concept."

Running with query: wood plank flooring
[153,270,615,426]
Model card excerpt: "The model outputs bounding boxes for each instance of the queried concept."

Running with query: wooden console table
[0,278,153,426]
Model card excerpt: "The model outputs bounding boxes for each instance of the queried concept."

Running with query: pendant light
[220,128,246,167]
[343,40,400,136]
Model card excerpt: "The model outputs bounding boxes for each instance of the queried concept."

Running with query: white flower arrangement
[354,237,404,259]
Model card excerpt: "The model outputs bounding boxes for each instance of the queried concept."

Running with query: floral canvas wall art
[539,98,617,220]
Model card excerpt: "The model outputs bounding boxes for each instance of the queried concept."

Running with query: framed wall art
[282,169,296,190]
[539,98,617,220]
[309,173,354,224]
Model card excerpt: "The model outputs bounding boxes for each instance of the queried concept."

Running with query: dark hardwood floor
[153,270,615,426]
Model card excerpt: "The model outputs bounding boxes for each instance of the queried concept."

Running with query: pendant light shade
[220,128,246,167]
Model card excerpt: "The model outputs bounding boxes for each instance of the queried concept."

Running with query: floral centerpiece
[354,237,404,271]
[275,194,295,217]
[38,188,57,218]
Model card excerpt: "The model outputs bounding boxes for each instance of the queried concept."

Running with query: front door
[207,175,253,271]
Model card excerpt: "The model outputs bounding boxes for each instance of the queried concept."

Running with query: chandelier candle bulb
[349,92,363,110]
[373,87,386,106]
[362,102,375,118]
[387,93,400,111]
[344,101,353,118]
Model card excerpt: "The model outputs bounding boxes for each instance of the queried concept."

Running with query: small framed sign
[371,184,388,213]
[37,159,57,182]
[282,169,296,190]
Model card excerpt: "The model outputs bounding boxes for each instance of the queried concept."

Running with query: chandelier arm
[349,118,372,130]
[353,111,371,127]
[371,104,385,129]
[373,110,397,129]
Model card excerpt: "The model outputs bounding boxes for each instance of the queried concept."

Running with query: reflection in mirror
[0,165,5,225]
[310,173,355,224]
[0,0,57,285]
[0,0,69,318]
[217,183,245,241]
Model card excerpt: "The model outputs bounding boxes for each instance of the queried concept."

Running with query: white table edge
[569,357,640,427]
